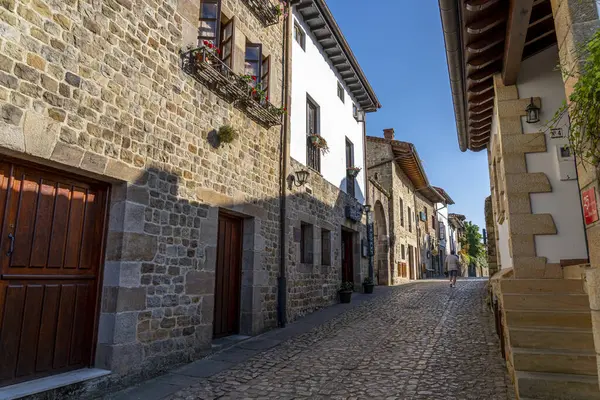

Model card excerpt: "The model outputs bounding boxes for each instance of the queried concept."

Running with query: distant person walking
[446,250,461,288]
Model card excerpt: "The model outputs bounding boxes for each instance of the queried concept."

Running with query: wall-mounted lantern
[525,97,540,124]
[288,169,310,189]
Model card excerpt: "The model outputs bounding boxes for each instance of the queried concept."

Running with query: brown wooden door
[213,213,243,338]
[0,160,108,387]
[341,230,353,283]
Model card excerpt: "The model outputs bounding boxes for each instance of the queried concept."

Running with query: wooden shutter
[261,56,270,99]
[220,18,235,69]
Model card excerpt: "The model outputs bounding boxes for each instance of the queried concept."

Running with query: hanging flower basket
[346,166,361,177]
[308,134,329,154]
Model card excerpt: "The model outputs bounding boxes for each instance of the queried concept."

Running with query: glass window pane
[245,46,260,61]
[223,42,231,59]
[223,23,232,41]
[201,3,218,19]
[245,61,259,77]
[199,21,217,38]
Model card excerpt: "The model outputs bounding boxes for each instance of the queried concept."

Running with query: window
[408,206,412,232]
[300,223,313,264]
[199,0,220,44]
[337,82,345,103]
[321,229,331,266]
[401,244,405,259]
[432,214,435,229]
[424,208,428,225]
[352,103,358,120]
[294,22,305,50]
[400,198,404,227]
[261,56,270,98]
[345,138,355,198]
[245,43,262,80]
[306,96,320,172]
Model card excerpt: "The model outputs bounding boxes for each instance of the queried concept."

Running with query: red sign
[583,187,599,225]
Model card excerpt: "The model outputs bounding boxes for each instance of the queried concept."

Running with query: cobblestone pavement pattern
[169,280,514,399]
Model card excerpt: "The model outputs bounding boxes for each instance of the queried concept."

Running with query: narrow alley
[109,280,513,400]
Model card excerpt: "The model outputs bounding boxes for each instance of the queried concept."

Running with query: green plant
[459,221,487,271]
[308,134,330,154]
[362,277,374,285]
[339,281,354,292]
[549,29,600,165]
[217,125,238,143]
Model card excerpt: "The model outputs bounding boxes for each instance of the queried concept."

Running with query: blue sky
[327,0,491,231]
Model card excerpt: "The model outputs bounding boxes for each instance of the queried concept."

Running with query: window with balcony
[345,138,355,198]
[306,97,320,172]
[179,1,283,127]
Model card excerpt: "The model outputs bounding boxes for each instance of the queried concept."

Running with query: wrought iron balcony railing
[241,0,281,27]
[181,47,284,128]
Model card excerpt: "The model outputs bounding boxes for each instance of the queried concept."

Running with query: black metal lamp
[363,204,371,214]
[525,97,540,124]
[290,169,310,187]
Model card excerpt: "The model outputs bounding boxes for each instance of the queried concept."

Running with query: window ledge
[0,369,111,400]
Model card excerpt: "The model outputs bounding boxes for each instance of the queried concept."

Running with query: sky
[326,0,491,231]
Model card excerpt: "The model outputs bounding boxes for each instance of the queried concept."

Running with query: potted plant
[347,166,361,178]
[308,134,330,154]
[217,125,238,143]
[339,281,354,303]
[362,277,374,294]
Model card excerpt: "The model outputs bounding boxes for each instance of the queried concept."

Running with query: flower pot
[339,290,352,303]
[347,168,360,178]
[363,283,374,294]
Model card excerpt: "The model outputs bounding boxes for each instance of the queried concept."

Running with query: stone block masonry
[0,0,286,393]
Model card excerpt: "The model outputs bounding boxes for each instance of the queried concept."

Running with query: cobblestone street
[152,279,513,400]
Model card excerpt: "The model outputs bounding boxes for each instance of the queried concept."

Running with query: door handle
[6,233,14,256]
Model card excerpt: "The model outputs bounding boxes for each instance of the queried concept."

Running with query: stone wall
[415,192,437,277]
[485,195,499,275]
[0,0,284,387]
[287,158,368,321]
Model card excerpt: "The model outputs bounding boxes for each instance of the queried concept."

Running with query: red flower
[216,48,221,54]
[266,96,269,101]
[203,40,209,45]
[208,43,213,49]
[252,76,257,81]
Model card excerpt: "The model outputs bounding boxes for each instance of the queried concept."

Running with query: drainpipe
[277,6,293,328]
[362,116,374,281]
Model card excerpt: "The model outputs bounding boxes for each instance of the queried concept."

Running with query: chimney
[383,128,395,140]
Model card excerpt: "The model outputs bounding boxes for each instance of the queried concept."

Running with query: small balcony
[181,47,283,128]
[241,0,281,27]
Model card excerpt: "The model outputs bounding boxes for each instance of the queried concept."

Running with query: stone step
[505,309,592,330]
[501,278,585,294]
[509,327,595,352]
[516,371,600,399]
[502,293,590,311]
[513,348,598,376]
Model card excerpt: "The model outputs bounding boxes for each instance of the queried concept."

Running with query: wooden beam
[502,0,534,85]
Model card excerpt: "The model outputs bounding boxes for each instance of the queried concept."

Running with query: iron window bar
[241,0,280,27]
[181,46,283,128]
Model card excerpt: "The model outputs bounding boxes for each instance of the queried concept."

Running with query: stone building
[0,0,286,392]
[433,186,455,276]
[0,0,382,396]
[485,196,499,277]
[366,129,445,285]
[438,0,600,397]
[284,0,380,320]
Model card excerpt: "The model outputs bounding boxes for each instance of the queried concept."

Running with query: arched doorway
[373,201,390,285]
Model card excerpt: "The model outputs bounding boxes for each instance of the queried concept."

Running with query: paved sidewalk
[104,279,514,400]
[103,285,400,400]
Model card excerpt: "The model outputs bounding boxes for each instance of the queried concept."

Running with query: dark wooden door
[213,213,243,338]
[0,160,108,387]
[341,230,353,283]
[408,246,415,280]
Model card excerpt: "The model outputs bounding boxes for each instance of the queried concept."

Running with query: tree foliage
[459,221,487,269]
[550,29,600,165]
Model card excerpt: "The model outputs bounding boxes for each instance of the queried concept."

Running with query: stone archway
[373,201,391,285]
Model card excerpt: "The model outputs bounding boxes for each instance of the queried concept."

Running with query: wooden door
[408,246,415,280]
[341,230,353,283]
[0,160,108,387]
[213,213,243,338]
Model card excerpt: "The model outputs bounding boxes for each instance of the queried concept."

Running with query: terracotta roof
[438,0,556,151]
[433,186,455,205]
[449,213,466,229]
[367,136,445,204]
